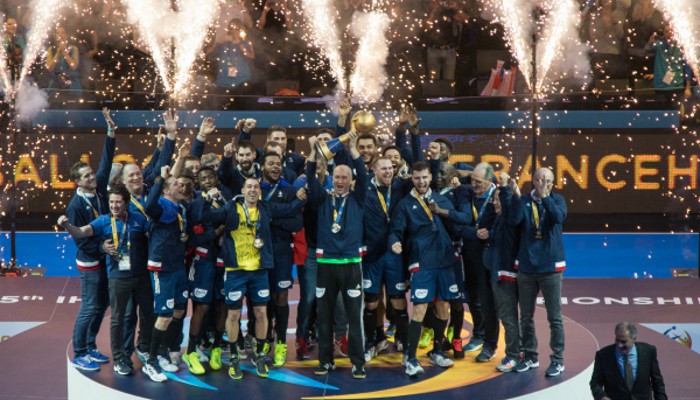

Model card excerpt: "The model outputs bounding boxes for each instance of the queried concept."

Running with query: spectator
[46,25,82,97]
[208,18,255,103]
[644,26,693,102]
[255,0,297,81]
[424,0,468,82]
[623,0,663,92]
[584,0,628,81]
[215,0,254,42]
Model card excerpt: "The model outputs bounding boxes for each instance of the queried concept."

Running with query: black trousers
[462,246,486,340]
[109,275,154,362]
[316,262,364,367]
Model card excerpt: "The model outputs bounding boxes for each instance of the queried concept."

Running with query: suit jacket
[590,342,667,400]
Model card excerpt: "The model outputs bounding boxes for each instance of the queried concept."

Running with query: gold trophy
[316,110,376,161]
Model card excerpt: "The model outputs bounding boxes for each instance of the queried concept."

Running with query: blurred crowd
[0,0,697,103]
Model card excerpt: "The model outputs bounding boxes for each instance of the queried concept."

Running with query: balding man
[306,132,368,379]
[590,322,667,400]
[511,168,567,377]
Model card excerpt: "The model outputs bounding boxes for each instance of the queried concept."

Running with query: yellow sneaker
[418,328,434,349]
[447,326,454,343]
[184,352,205,375]
[209,347,222,371]
[273,343,287,367]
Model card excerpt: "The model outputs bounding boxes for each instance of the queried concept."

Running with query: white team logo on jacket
[414,289,428,299]
[449,285,459,293]
[362,279,372,289]
[278,280,292,289]
[194,288,208,298]
[166,299,175,309]
[396,282,407,291]
[229,291,242,301]
[258,290,270,298]
[316,287,326,298]
[347,289,361,298]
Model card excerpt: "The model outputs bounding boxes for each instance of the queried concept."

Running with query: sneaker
[514,357,540,373]
[385,324,396,338]
[237,342,248,360]
[428,350,454,368]
[244,334,255,350]
[195,346,210,363]
[401,352,409,366]
[418,328,434,349]
[446,326,454,343]
[184,352,205,375]
[295,338,310,360]
[314,362,336,376]
[463,337,484,353]
[452,338,465,359]
[168,351,180,366]
[113,359,133,376]
[335,336,349,357]
[142,361,168,382]
[72,355,100,371]
[404,358,424,377]
[209,347,222,371]
[476,346,496,363]
[262,341,271,356]
[496,357,518,372]
[395,340,405,353]
[252,353,269,378]
[228,356,243,380]
[135,347,148,363]
[375,339,389,354]
[87,349,109,364]
[273,343,287,367]
[545,361,565,377]
[364,345,375,363]
[352,364,367,379]
[157,355,179,373]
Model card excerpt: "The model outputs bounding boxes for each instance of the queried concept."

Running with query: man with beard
[58,185,152,377]
[141,166,189,383]
[181,166,231,374]
[389,162,467,377]
[219,178,304,379]
[263,140,298,184]
[257,152,303,367]
[361,156,413,362]
[236,119,306,176]
[65,108,116,371]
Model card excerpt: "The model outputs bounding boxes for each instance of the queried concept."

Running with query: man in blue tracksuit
[141,166,189,383]
[511,168,567,378]
[64,108,115,371]
[389,161,468,377]
[361,156,413,362]
[306,132,368,379]
[482,172,521,373]
[218,177,304,379]
[258,152,303,367]
[58,184,152,377]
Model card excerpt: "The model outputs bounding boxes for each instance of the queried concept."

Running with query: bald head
[333,164,353,195]
[533,168,554,198]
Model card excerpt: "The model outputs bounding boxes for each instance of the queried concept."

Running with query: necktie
[624,354,634,390]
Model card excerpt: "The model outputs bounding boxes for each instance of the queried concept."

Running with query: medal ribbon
[78,189,101,219]
[331,193,348,227]
[531,200,544,236]
[110,214,130,254]
[472,186,495,228]
[177,204,187,234]
[130,196,149,220]
[412,188,433,222]
[375,181,391,222]
[264,182,279,202]
[242,202,261,241]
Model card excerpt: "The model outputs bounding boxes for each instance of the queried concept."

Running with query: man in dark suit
[590,322,667,400]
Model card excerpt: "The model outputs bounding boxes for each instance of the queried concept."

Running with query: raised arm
[57,215,94,239]
[95,108,117,196]
[191,117,215,158]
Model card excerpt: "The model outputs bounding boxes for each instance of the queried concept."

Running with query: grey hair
[474,162,495,180]
[615,322,637,339]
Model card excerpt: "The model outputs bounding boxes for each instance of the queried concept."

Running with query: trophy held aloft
[315,110,376,161]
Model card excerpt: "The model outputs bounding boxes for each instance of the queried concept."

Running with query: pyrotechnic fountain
[652,0,700,83]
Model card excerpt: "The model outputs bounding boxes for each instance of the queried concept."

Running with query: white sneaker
[158,355,179,372]
[404,358,424,377]
[142,362,168,382]
[195,346,210,363]
[375,339,389,354]
[168,351,181,366]
[428,350,454,368]
[364,347,374,363]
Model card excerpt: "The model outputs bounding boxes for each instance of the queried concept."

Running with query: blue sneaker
[87,349,109,363]
[72,355,100,371]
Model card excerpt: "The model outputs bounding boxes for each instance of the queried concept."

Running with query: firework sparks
[485,0,534,89]
[652,0,700,80]
[349,11,390,105]
[300,0,347,93]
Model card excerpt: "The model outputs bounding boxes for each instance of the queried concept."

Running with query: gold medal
[180,233,189,242]
[535,231,543,239]
[254,238,264,249]
[331,223,341,234]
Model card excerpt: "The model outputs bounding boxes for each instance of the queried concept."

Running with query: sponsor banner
[0,128,697,215]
